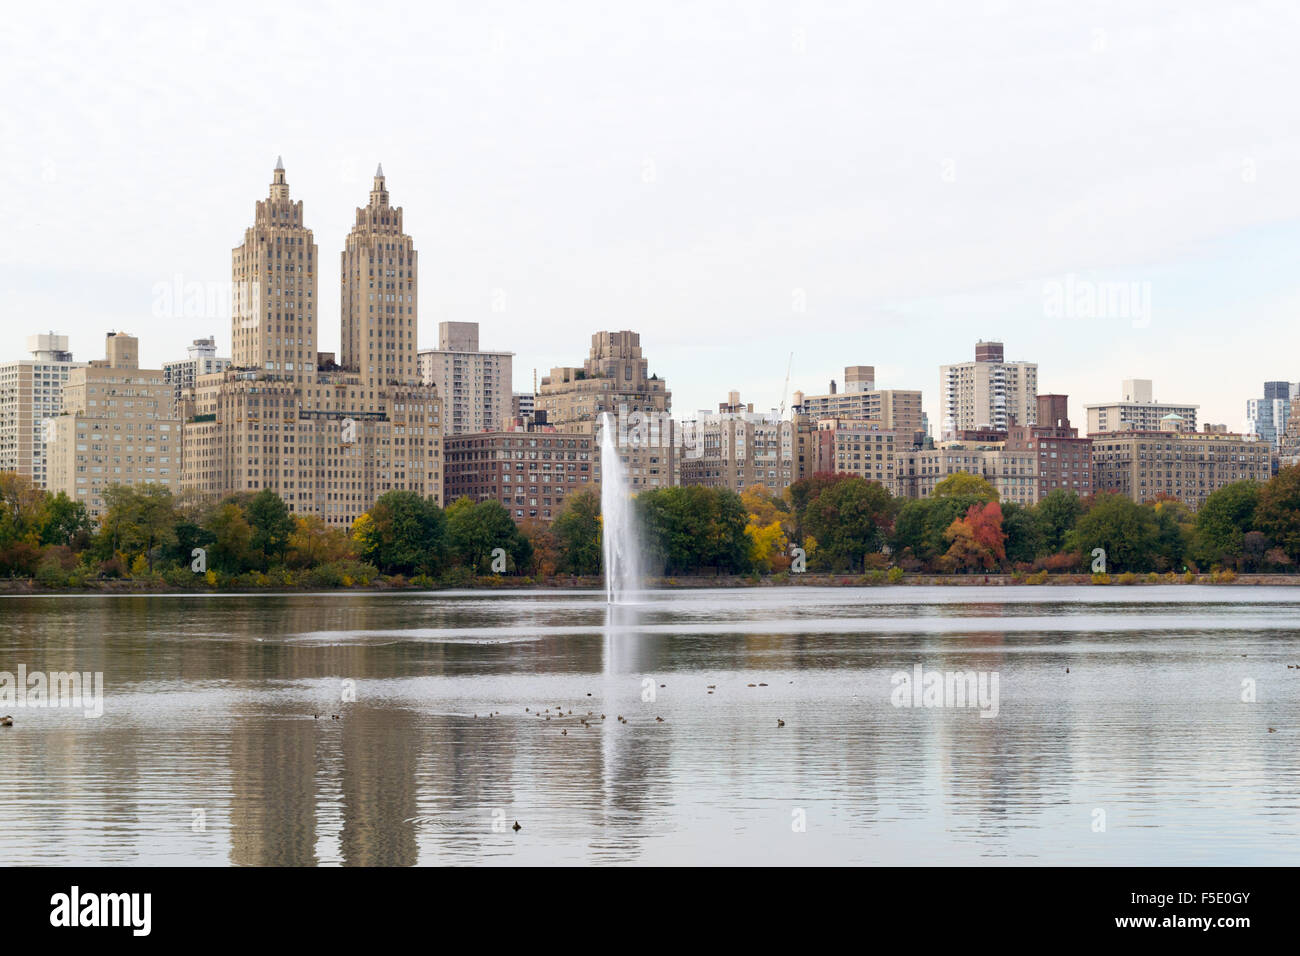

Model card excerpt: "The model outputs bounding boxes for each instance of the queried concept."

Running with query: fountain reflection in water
[599,412,641,604]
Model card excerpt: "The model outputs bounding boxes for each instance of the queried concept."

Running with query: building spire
[370,163,389,208]
[270,156,289,200]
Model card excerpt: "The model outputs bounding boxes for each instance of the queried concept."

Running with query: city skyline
[5,2,1300,433]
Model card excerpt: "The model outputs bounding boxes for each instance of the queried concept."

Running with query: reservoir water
[1,586,1297,865]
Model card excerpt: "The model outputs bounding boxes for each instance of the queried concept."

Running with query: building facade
[1003,394,1093,499]
[897,442,1040,506]
[183,160,443,527]
[46,333,180,516]
[508,391,536,429]
[443,429,595,522]
[1246,381,1297,452]
[678,392,795,493]
[807,418,906,489]
[536,330,675,491]
[939,340,1038,440]
[340,164,419,387]
[0,334,84,488]
[1091,423,1269,510]
[417,321,513,435]
[1085,379,1198,435]
[163,336,230,417]
[791,366,924,442]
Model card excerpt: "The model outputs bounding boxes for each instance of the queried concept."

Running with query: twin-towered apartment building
[12,162,1275,521]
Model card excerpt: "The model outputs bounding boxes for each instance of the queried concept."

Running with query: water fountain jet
[600,412,641,604]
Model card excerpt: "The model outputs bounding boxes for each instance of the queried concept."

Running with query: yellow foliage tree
[744,519,786,571]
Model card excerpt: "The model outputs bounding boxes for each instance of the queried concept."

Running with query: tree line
[2,465,1299,587]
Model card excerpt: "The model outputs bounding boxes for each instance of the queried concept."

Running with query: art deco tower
[231,157,318,381]
[340,165,418,386]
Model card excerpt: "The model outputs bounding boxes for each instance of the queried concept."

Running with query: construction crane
[778,351,794,418]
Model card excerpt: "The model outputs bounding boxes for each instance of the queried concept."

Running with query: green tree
[1001,501,1042,566]
[1193,481,1259,570]
[638,486,751,574]
[787,473,855,540]
[98,484,179,571]
[552,490,602,575]
[446,497,531,573]
[1034,489,1084,556]
[38,491,92,547]
[247,488,295,569]
[1255,466,1300,564]
[206,500,255,572]
[1151,498,1193,572]
[352,490,446,575]
[1065,492,1158,572]
[803,477,896,571]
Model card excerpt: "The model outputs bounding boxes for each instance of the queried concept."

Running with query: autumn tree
[932,472,999,502]
[287,514,354,568]
[942,501,1006,572]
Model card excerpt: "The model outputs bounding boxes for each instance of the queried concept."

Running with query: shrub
[1117,571,1138,585]
[439,565,474,588]
[1091,572,1111,585]
[1025,569,1049,585]
[888,566,904,584]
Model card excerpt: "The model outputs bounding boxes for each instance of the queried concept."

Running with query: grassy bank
[2,570,1297,595]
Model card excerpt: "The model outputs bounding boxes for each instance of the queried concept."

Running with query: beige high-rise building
[0,334,85,488]
[1084,379,1198,434]
[806,418,907,490]
[417,322,513,435]
[1091,422,1269,510]
[340,165,418,386]
[536,330,675,490]
[897,441,1040,506]
[230,157,317,382]
[47,332,180,516]
[183,160,443,526]
[939,340,1038,440]
[791,366,925,441]
[678,392,795,493]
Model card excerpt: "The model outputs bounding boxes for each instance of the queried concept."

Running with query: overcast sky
[4,0,1300,430]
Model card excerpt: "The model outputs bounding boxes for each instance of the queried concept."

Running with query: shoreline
[2,572,1298,595]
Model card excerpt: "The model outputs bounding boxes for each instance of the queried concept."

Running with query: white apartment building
[0,334,86,488]
[162,336,231,417]
[418,321,513,435]
[939,340,1038,440]
[1085,379,1198,435]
